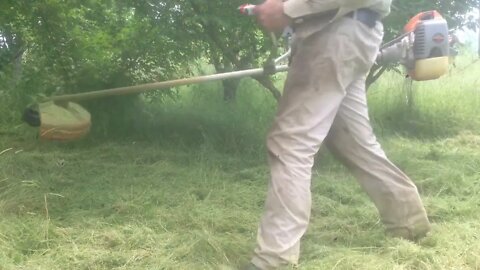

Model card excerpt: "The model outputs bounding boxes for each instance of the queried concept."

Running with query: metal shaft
[49,65,289,103]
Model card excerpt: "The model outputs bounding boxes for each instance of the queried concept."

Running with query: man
[245,0,431,269]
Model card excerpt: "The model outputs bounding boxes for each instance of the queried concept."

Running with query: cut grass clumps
[2,131,480,269]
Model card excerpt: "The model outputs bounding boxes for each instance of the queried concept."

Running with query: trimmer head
[23,101,91,141]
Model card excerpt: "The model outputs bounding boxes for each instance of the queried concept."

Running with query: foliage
[385,0,480,39]
[0,0,205,135]
[1,0,479,133]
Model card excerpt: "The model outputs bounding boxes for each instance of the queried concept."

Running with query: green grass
[1,57,480,269]
[368,53,480,138]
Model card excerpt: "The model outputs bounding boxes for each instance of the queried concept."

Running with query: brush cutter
[23,8,451,141]
[22,52,290,141]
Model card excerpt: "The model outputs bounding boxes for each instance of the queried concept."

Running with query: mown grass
[1,55,480,269]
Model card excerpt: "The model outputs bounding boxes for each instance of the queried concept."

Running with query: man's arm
[254,0,292,32]
[254,0,388,32]
[254,0,340,31]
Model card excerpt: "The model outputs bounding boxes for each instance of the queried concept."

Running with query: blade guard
[39,101,91,141]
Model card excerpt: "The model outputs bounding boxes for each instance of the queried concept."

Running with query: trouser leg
[325,77,431,239]
[251,52,346,269]
[250,17,382,269]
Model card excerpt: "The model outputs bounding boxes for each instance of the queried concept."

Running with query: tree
[173,0,282,101]
[0,0,208,134]
[3,0,477,128]
[0,1,29,87]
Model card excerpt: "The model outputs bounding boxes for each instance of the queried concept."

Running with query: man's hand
[254,0,291,32]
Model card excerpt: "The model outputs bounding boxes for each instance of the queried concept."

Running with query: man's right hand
[254,0,291,32]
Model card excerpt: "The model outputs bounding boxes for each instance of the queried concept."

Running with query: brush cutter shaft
[49,65,289,103]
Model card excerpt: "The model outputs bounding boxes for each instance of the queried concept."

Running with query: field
[1,55,480,269]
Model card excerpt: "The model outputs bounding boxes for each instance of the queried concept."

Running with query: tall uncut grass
[369,53,480,138]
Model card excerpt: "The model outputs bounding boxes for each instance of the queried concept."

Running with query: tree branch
[186,0,282,102]
[366,64,388,90]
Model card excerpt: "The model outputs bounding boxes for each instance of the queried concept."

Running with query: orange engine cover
[404,10,444,33]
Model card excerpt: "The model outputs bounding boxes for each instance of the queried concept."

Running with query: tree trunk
[254,76,282,102]
[12,50,23,86]
[222,78,240,102]
[212,57,240,102]
[478,5,480,58]
[3,31,24,88]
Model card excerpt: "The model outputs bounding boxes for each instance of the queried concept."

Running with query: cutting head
[23,101,91,141]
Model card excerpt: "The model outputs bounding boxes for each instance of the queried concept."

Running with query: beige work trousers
[251,17,430,269]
